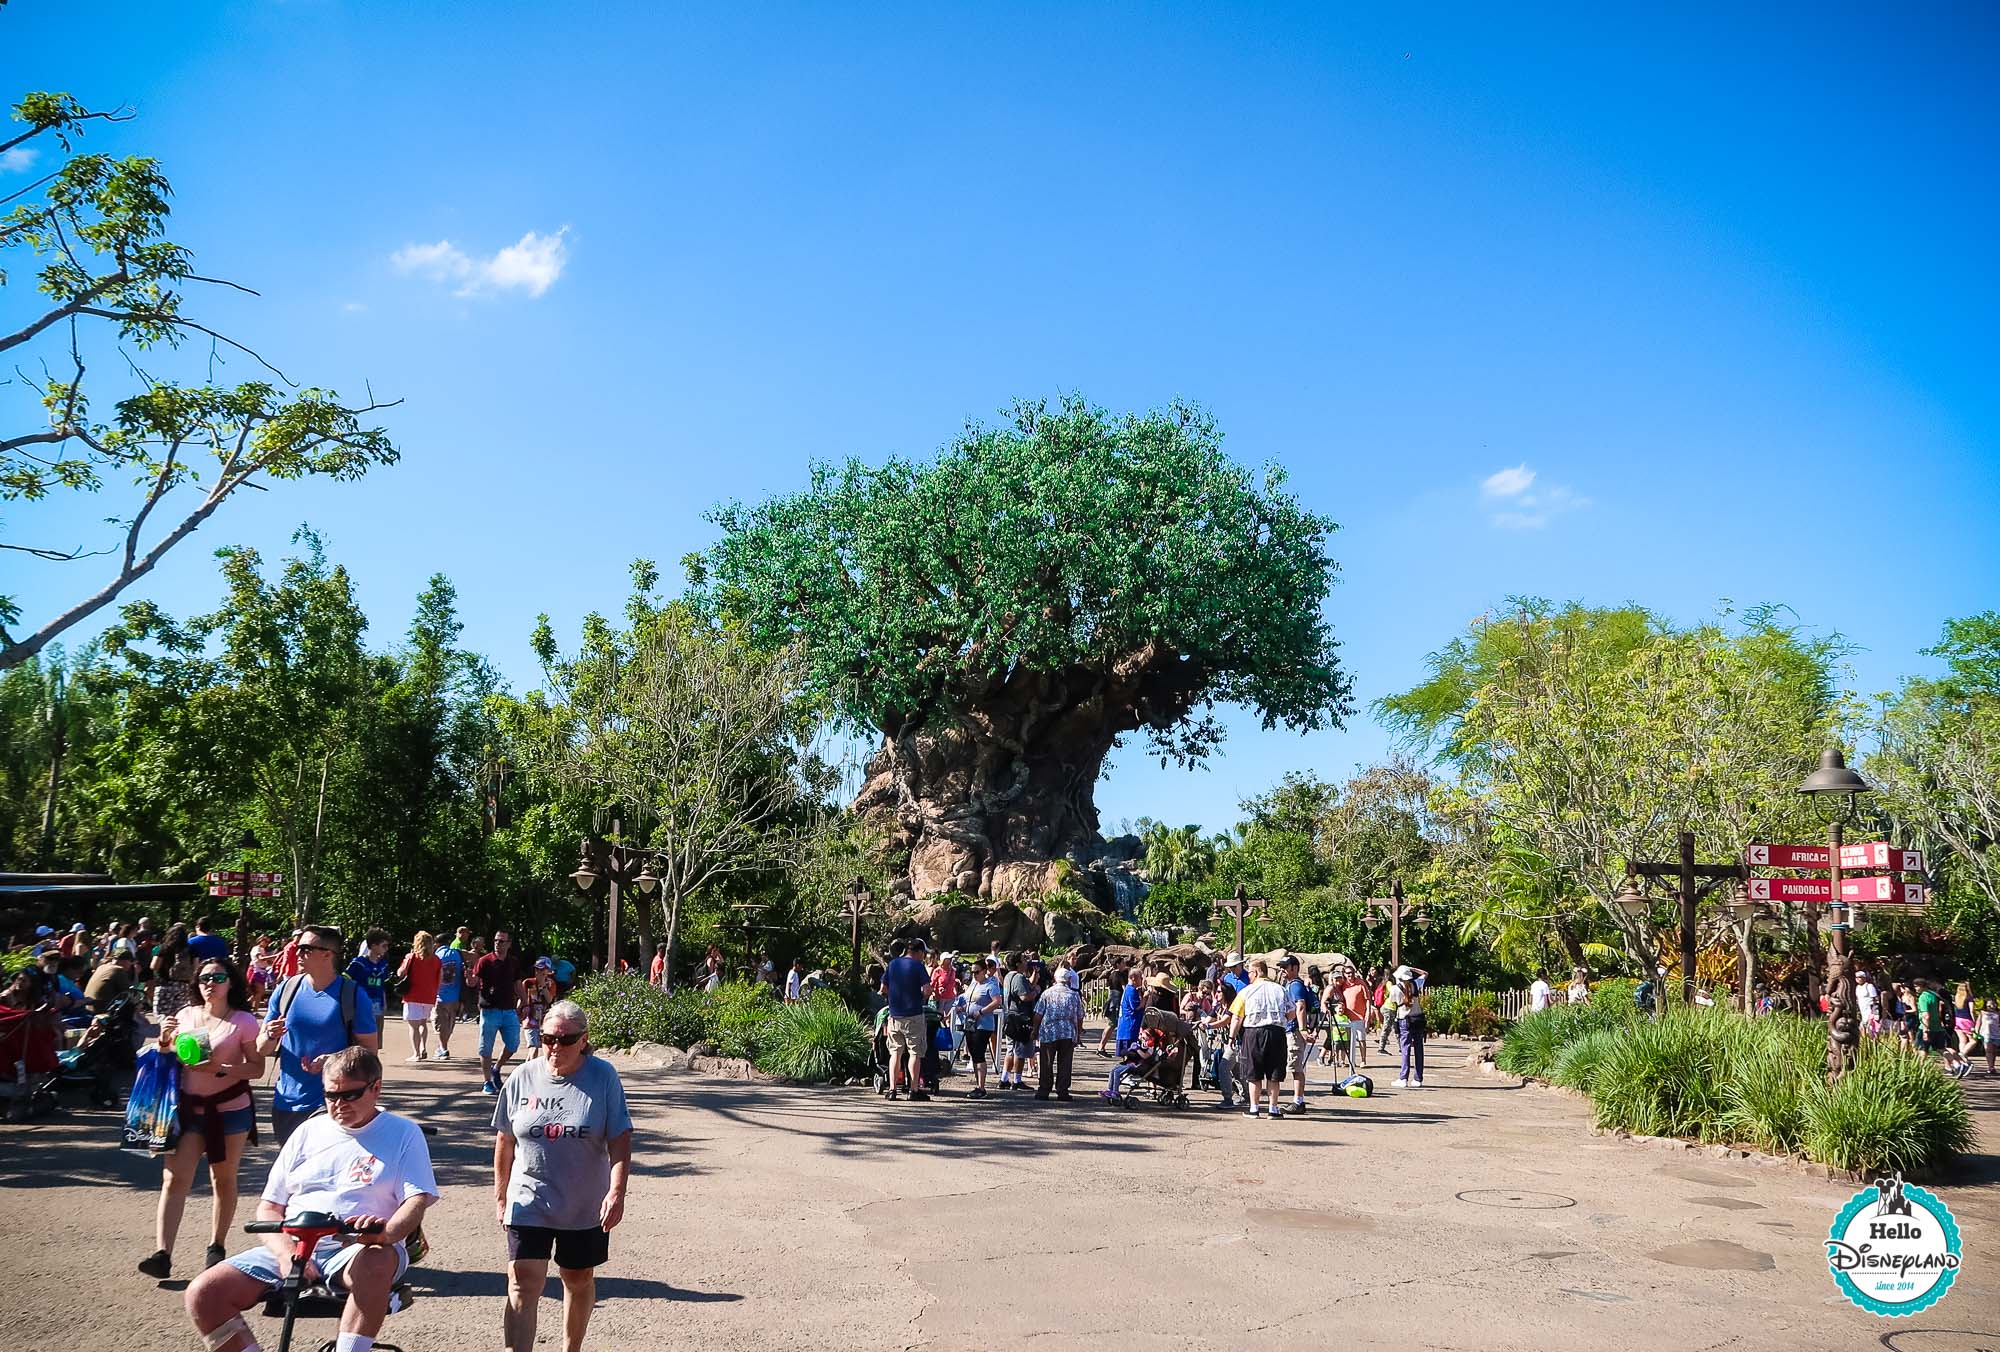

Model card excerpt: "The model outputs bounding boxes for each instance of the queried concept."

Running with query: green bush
[754,993,872,1082]
[1500,1004,1972,1172]
[1549,1028,1621,1094]
[1803,1043,1975,1176]
[570,970,681,1050]
[706,980,778,1059]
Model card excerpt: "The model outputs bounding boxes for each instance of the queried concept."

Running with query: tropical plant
[755,992,871,1082]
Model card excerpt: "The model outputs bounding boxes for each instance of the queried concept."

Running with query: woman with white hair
[494,998,633,1352]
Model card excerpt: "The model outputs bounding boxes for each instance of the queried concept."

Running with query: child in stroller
[1100,1006,1193,1109]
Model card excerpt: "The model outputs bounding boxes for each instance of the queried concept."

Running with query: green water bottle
[173,1028,212,1066]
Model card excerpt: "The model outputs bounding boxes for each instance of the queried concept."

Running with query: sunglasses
[325,1079,379,1104]
[296,943,332,955]
[198,971,231,985]
[542,1031,584,1048]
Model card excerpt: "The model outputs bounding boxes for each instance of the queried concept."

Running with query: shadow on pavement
[418,1269,741,1303]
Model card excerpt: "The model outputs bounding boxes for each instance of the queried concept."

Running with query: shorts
[965,1028,993,1062]
[433,1001,459,1036]
[271,1107,316,1145]
[1243,1025,1287,1080]
[1006,1037,1035,1060]
[885,1013,925,1054]
[402,1001,433,1024]
[182,1104,255,1139]
[1954,1017,1974,1033]
[1286,1031,1310,1076]
[227,1234,409,1289]
[480,1009,522,1057]
[507,1223,609,1271]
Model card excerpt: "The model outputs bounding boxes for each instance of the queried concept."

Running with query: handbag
[122,1047,180,1154]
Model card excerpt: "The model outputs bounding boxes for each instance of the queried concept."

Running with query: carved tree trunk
[853,649,1203,902]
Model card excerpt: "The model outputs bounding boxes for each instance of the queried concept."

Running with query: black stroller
[871,1003,942,1096]
[1104,1008,1196,1109]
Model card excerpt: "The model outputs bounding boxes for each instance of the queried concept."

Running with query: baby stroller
[870,1005,942,1096]
[1105,1008,1195,1109]
[56,992,142,1107]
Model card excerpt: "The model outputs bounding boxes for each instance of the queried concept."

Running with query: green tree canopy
[695,395,1351,900]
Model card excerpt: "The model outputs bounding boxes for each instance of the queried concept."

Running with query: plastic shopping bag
[121,1047,179,1154]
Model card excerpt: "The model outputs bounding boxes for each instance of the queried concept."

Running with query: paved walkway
[3,1036,1996,1350]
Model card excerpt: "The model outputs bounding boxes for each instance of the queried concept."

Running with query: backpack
[272,973,359,1043]
[1339,1073,1373,1098]
[1299,982,1323,1030]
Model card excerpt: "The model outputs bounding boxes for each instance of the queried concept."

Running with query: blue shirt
[187,932,230,963]
[1116,984,1145,1041]
[1284,977,1310,1032]
[268,975,379,1113]
[1222,971,1248,1000]
[883,956,929,1018]
[969,977,1003,1032]
[345,953,390,1008]
[435,947,464,1002]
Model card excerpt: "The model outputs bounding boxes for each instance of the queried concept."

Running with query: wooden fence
[1425,984,1535,1022]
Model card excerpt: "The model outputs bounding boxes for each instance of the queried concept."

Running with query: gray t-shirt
[493,1054,633,1231]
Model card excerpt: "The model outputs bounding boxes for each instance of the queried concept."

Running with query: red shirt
[399,952,442,1005]
[278,939,301,979]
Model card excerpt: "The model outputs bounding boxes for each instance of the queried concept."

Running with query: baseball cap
[70,922,86,933]
[534,957,554,971]
[907,937,929,952]
[112,938,136,956]
[34,925,54,938]
[1278,954,1300,969]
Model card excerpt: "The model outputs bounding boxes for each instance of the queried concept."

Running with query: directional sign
[1837,842,1926,874]
[1746,877,1831,903]
[209,884,282,898]
[1841,877,1928,905]
[206,870,283,883]
[1743,843,1830,869]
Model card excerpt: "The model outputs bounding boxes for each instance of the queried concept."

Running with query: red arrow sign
[1747,877,1831,902]
[1837,843,1926,874]
[1743,843,1831,869]
[209,885,283,898]
[206,871,284,883]
[1840,877,1927,905]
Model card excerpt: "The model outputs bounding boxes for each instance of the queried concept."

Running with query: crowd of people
[5,918,627,1352]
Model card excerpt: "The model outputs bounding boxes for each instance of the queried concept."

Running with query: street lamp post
[1212,884,1268,960]
[843,878,874,1001]
[1361,880,1425,971]
[233,828,258,967]
[570,819,661,976]
[1799,747,1874,1082]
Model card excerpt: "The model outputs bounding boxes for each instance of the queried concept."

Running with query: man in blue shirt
[345,928,392,1013]
[257,923,380,1142]
[879,938,932,1102]
[1279,954,1315,1113]
[1114,964,1146,1055]
[1220,953,1248,1001]
[186,915,231,964]
[433,940,465,1061]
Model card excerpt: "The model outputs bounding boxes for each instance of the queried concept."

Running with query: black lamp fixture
[1797,748,1873,823]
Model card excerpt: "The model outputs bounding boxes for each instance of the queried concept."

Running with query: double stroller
[2,991,138,1119]
[871,1002,943,1096]
[1104,1007,1197,1110]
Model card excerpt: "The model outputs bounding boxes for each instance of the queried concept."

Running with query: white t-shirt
[784,969,801,1001]
[1856,981,1879,1021]
[1529,979,1552,1012]
[1239,979,1290,1028]
[262,1110,438,1219]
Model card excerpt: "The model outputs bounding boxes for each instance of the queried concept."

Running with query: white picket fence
[1425,985,1535,1022]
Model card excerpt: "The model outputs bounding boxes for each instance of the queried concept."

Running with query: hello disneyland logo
[1826,1172,1962,1315]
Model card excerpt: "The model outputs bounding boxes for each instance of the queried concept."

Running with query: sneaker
[1410,1079,1423,1088]
[1216,1100,1237,1111]
[910,1090,930,1102]
[205,1243,226,1268]
[1290,1099,1307,1111]
[1391,1078,1408,1088]
[1033,1090,1050,1100]
[1056,1092,1073,1101]
[1244,1106,1258,1117]
[480,1079,497,1095]
[1099,1090,1119,1103]
[969,1087,986,1099]
[137,1250,171,1279]
[1270,1106,1285,1119]
[406,1055,425,1063]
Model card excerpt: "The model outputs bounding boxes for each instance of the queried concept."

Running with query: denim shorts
[480,1009,522,1057]
[227,1235,409,1290]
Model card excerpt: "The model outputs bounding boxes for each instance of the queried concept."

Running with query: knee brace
[201,1314,251,1351]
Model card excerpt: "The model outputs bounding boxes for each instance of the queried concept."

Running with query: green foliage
[1422,987,1505,1038]
[704,979,779,1058]
[698,395,1353,762]
[754,993,871,1082]
[1802,1044,1976,1176]
[1501,1006,1972,1172]
[570,971,682,1051]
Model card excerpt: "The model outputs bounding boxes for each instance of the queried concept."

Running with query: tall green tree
[506,562,835,985]
[1382,601,1846,971]
[0,90,398,670]
[698,395,1352,902]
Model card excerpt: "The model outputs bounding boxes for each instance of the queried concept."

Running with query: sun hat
[1393,965,1415,982]
[1146,972,1175,991]
[1223,952,1245,968]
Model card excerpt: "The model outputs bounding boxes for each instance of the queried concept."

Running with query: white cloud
[341,301,368,313]
[0,146,41,174]
[1481,463,1535,498]
[1479,462,1588,528]
[391,226,570,298]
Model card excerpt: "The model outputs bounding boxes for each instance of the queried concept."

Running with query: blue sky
[6,3,1997,833]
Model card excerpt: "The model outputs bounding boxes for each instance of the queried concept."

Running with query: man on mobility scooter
[185,1045,437,1352]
